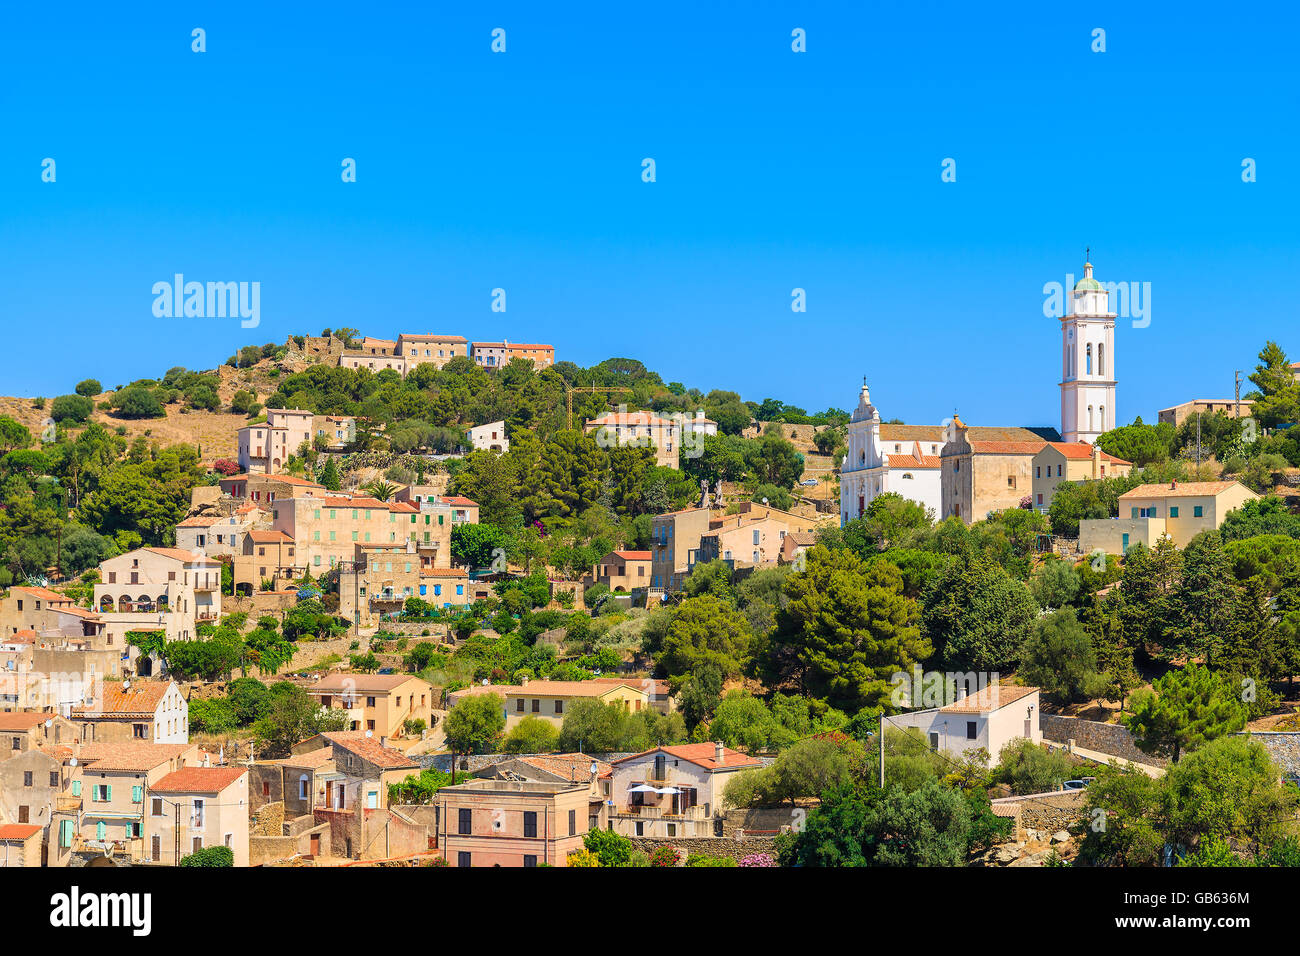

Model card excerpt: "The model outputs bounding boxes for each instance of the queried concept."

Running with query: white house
[890,684,1041,765]
[840,382,943,526]
[467,420,508,453]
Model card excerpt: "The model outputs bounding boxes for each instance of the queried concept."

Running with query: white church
[840,257,1117,527]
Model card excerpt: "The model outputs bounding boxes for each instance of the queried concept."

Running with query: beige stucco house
[608,743,762,838]
[1030,442,1133,512]
[1079,480,1259,553]
[94,548,222,650]
[307,673,434,739]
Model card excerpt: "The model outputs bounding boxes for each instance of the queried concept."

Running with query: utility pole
[1235,369,1243,419]
[1196,414,1202,470]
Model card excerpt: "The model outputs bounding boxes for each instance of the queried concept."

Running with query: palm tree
[361,479,397,502]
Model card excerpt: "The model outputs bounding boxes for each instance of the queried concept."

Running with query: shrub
[738,852,777,867]
[566,848,601,867]
[75,378,102,397]
[50,394,94,423]
[179,846,234,867]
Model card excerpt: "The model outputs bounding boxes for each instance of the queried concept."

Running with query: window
[569,809,576,836]
[516,698,525,712]
[132,785,143,803]
[967,721,977,740]
[523,811,538,838]
[457,852,471,867]
[23,771,32,786]
[532,699,540,713]
[523,854,537,867]
[555,699,564,714]
[1170,506,1179,518]
[458,808,472,835]
[1035,466,1041,477]
[1194,505,1204,518]
[299,775,309,800]
[50,771,59,787]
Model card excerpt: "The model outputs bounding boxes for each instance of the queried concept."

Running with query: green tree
[1018,608,1110,703]
[1248,340,1300,428]
[75,378,102,397]
[443,694,506,755]
[656,594,752,680]
[1123,665,1248,762]
[767,546,929,712]
[318,456,341,491]
[920,553,1037,672]
[503,715,561,753]
[180,846,234,867]
[252,682,348,757]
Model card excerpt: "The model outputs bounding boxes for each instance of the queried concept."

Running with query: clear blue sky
[2,1,1297,429]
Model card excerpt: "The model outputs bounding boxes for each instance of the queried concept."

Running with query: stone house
[306,674,434,739]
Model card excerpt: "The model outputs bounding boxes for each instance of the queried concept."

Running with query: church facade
[839,383,944,527]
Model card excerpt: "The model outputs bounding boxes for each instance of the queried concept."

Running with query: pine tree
[318,456,341,491]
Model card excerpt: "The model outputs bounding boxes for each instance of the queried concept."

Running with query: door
[309,833,320,856]
[1121,533,1129,554]
[151,836,161,862]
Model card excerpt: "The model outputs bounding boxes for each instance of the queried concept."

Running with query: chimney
[380,736,388,749]
[715,741,725,765]
[1171,480,1177,490]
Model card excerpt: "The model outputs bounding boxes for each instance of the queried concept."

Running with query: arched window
[1086,344,1093,375]
[299,774,309,800]
[1088,406,1094,431]
[1098,343,1105,377]
[1099,405,1105,430]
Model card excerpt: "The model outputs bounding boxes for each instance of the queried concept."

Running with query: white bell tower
[1059,256,1117,444]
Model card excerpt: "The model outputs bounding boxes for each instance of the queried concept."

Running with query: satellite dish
[69,757,78,767]
[365,730,373,737]
[44,718,52,727]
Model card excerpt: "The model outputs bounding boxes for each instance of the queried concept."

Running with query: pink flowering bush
[738,852,777,867]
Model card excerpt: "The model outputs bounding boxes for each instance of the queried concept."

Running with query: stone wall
[252,801,286,836]
[1040,714,1168,767]
[249,836,299,866]
[1238,732,1300,778]
[418,751,636,772]
[626,836,779,862]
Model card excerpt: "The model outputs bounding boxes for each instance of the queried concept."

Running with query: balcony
[56,794,82,812]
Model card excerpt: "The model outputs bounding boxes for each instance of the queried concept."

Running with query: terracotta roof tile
[1118,481,1253,500]
[612,743,762,771]
[0,824,42,840]
[152,767,247,793]
[74,681,174,717]
[939,684,1039,714]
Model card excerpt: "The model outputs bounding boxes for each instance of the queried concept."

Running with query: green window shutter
[72,780,81,796]
[1170,506,1178,517]
[1194,505,1203,517]
[106,785,112,801]
[132,785,143,802]
[60,819,73,847]
[96,822,106,840]
[438,515,444,525]
[1130,507,1139,518]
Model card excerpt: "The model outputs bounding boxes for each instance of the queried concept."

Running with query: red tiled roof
[176,515,222,527]
[613,743,762,771]
[610,550,651,561]
[1118,481,1253,500]
[886,453,942,468]
[0,824,42,840]
[247,530,294,544]
[310,674,426,693]
[326,733,418,769]
[440,496,478,507]
[220,474,325,487]
[0,712,52,731]
[420,568,469,578]
[967,440,1050,455]
[939,684,1039,714]
[278,746,334,769]
[152,767,247,793]
[1043,442,1131,464]
[9,586,71,603]
[74,681,174,717]
[143,547,219,564]
[77,743,193,772]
